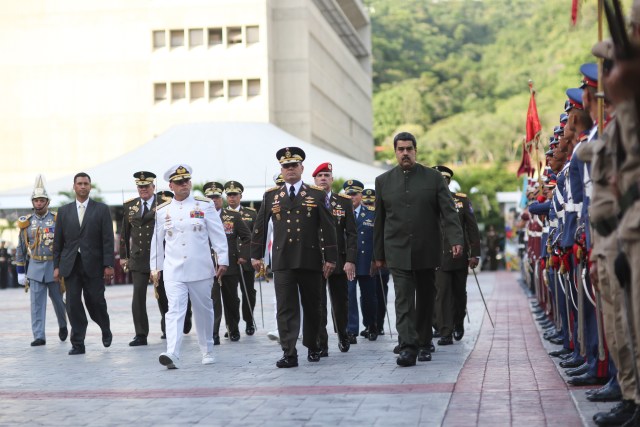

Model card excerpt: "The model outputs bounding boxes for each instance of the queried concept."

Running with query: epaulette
[156,200,171,210]
[194,196,211,203]
[266,186,280,192]
[365,205,375,211]
[17,214,32,229]
[338,193,351,200]
[243,206,256,211]
[309,185,324,191]
[455,192,467,198]
[124,197,137,204]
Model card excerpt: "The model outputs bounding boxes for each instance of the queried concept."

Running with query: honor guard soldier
[119,171,156,346]
[15,175,68,346]
[150,164,229,368]
[432,166,481,345]
[344,180,378,342]
[251,147,338,368]
[312,162,357,356]
[224,180,259,336]
[204,182,251,344]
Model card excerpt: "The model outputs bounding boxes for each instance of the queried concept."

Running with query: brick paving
[0,272,600,426]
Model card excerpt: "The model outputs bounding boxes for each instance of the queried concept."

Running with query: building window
[170,30,185,48]
[209,81,224,99]
[153,30,166,49]
[246,26,259,44]
[208,28,223,46]
[171,82,186,101]
[190,81,205,101]
[247,79,261,97]
[228,80,243,98]
[189,29,204,48]
[227,27,242,45]
[154,83,167,102]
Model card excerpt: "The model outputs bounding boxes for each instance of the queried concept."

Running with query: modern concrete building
[0,0,373,191]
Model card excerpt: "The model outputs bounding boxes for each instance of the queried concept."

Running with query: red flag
[518,82,542,177]
[571,0,579,26]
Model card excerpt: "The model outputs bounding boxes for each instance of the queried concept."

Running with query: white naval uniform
[150,195,229,358]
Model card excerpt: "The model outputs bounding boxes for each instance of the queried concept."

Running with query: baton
[239,268,257,332]
[377,270,393,339]
[471,268,494,328]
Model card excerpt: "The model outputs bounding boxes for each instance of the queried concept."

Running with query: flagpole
[597,0,604,135]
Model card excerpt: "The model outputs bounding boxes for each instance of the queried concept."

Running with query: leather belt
[30,255,53,261]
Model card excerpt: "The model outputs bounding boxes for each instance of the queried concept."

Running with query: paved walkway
[0,272,604,426]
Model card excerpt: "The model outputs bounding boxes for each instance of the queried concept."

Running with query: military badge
[223,221,234,235]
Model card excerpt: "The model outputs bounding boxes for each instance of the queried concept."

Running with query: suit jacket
[327,192,357,274]
[373,163,463,270]
[440,192,481,271]
[354,205,375,276]
[53,199,115,278]
[251,182,337,272]
[119,197,156,273]
[219,208,251,276]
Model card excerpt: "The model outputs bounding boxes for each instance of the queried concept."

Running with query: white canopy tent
[1,122,388,209]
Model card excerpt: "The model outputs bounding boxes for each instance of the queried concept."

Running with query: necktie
[289,185,296,201]
[325,194,330,209]
[78,204,85,226]
[142,201,149,217]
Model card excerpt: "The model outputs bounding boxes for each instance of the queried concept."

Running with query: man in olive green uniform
[224,180,259,335]
[374,132,463,367]
[433,166,481,345]
[251,147,338,368]
[204,182,251,343]
[119,171,157,346]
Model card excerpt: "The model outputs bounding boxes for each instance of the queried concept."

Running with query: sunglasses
[172,178,191,185]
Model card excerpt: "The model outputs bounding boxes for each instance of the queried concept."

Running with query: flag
[517,82,542,177]
[571,0,579,26]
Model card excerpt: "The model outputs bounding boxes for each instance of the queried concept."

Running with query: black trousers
[435,269,468,337]
[274,269,322,357]
[217,274,240,335]
[156,277,191,336]
[239,269,256,326]
[65,253,110,348]
[131,270,150,337]
[318,272,349,349]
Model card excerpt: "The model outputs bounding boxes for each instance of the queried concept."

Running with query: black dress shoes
[565,363,589,377]
[69,346,85,355]
[213,335,220,345]
[30,339,46,346]
[548,336,564,345]
[587,381,622,402]
[368,330,378,341]
[319,348,329,357]
[338,337,351,352]
[59,327,68,342]
[417,348,432,362]
[549,348,572,358]
[397,350,417,367]
[567,373,607,387]
[360,328,370,338]
[102,332,113,348]
[560,357,584,369]
[348,333,357,344]
[276,355,298,368]
[245,325,255,336]
[593,400,637,425]
[229,332,240,342]
[307,350,321,362]
[129,336,147,346]
[432,329,441,338]
[453,324,464,341]
[437,335,453,346]
[393,345,401,354]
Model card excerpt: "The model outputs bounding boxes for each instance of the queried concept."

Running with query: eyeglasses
[281,163,299,169]
[172,178,191,186]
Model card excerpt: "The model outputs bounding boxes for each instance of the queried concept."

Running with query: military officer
[433,166,481,345]
[119,171,157,346]
[312,162,357,356]
[344,180,378,342]
[224,180,259,336]
[204,182,251,343]
[251,147,338,368]
[150,164,229,369]
[15,175,68,346]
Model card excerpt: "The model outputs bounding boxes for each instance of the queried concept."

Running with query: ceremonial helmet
[31,175,49,200]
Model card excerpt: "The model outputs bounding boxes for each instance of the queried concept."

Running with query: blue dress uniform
[344,181,378,340]
[16,207,68,345]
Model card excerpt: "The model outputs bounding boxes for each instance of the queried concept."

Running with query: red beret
[312,162,332,177]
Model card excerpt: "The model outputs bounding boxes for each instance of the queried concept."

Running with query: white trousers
[165,278,214,357]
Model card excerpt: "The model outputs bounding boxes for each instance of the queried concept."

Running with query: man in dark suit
[53,172,115,355]
[432,166,481,345]
[251,147,338,368]
[374,132,463,367]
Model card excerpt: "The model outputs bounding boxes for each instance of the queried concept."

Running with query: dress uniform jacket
[251,183,337,270]
[236,206,257,273]
[374,163,463,269]
[119,197,156,274]
[354,206,375,275]
[16,211,57,282]
[220,208,251,276]
[327,192,357,274]
[150,195,229,281]
[440,192,480,271]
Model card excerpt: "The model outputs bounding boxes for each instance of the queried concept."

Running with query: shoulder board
[194,196,211,202]
[266,186,280,192]
[18,214,32,229]
[337,193,351,199]
[365,205,375,211]
[243,206,256,212]
[124,197,137,204]
[309,185,324,191]
[455,192,467,198]
[156,200,171,210]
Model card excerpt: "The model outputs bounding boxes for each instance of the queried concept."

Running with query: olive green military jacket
[119,197,157,273]
[440,192,481,271]
[373,163,463,270]
[220,208,251,276]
